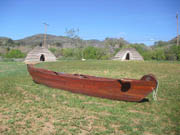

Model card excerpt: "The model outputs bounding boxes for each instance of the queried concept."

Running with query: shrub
[74,48,83,59]
[49,48,57,53]
[83,46,97,59]
[165,53,177,61]
[155,49,166,60]
[141,51,154,60]
[164,45,180,61]
[172,45,180,61]
[5,49,26,58]
[61,48,74,57]
[83,46,110,60]
[60,46,110,60]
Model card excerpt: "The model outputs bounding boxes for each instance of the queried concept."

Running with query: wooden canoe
[27,64,158,102]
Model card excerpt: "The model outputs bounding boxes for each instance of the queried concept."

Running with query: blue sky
[0,0,179,45]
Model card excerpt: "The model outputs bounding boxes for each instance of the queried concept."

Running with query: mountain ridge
[0,34,179,49]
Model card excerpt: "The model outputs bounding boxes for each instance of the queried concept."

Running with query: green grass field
[0,60,180,135]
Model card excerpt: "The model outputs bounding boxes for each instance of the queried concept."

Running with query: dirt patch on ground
[16,86,41,101]
[132,118,140,125]
[143,132,154,135]
[0,113,9,133]
[128,109,150,115]
[0,125,9,133]
[41,122,55,134]
[83,101,114,107]
[0,112,9,120]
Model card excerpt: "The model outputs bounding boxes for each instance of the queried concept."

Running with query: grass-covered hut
[113,48,144,61]
[24,46,56,63]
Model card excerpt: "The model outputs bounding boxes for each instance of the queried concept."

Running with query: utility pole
[177,12,179,46]
[43,23,49,48]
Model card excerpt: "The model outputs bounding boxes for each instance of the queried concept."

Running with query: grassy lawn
[0,60,180,135]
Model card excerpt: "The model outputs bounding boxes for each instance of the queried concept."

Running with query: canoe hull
[27,64,157,102]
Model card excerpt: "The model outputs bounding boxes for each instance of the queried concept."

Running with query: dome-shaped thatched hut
[24,46,56,63]
[113,48,144,61]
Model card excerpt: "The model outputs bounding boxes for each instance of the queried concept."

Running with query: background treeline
[134,44,180,61]
[0,33,180,61]
[49,46,111,60]
[46,42,180,61]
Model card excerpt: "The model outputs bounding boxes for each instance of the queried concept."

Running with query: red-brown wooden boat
[27,64,158,102]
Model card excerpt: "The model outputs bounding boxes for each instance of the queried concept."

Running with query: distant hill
[16,34,69,46]
[1,34,179,53]
[0,37,19,47]
[14,34,105,48]
[0,37,12,44]
[0,37,11,40]
[168,36,180,44]
[151,36,179,50]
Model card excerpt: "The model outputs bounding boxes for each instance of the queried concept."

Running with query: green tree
[165,45,180,61]
[83,46,110,60]
[83,46,97,59]
[142,51,154,60]
[61,48,74,57]
[5,49,25,58]
[155,49,166,60]
[49,48,57,53]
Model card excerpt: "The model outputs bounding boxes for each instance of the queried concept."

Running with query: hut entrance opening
[40,54,45,61]
[125,53,130,60]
